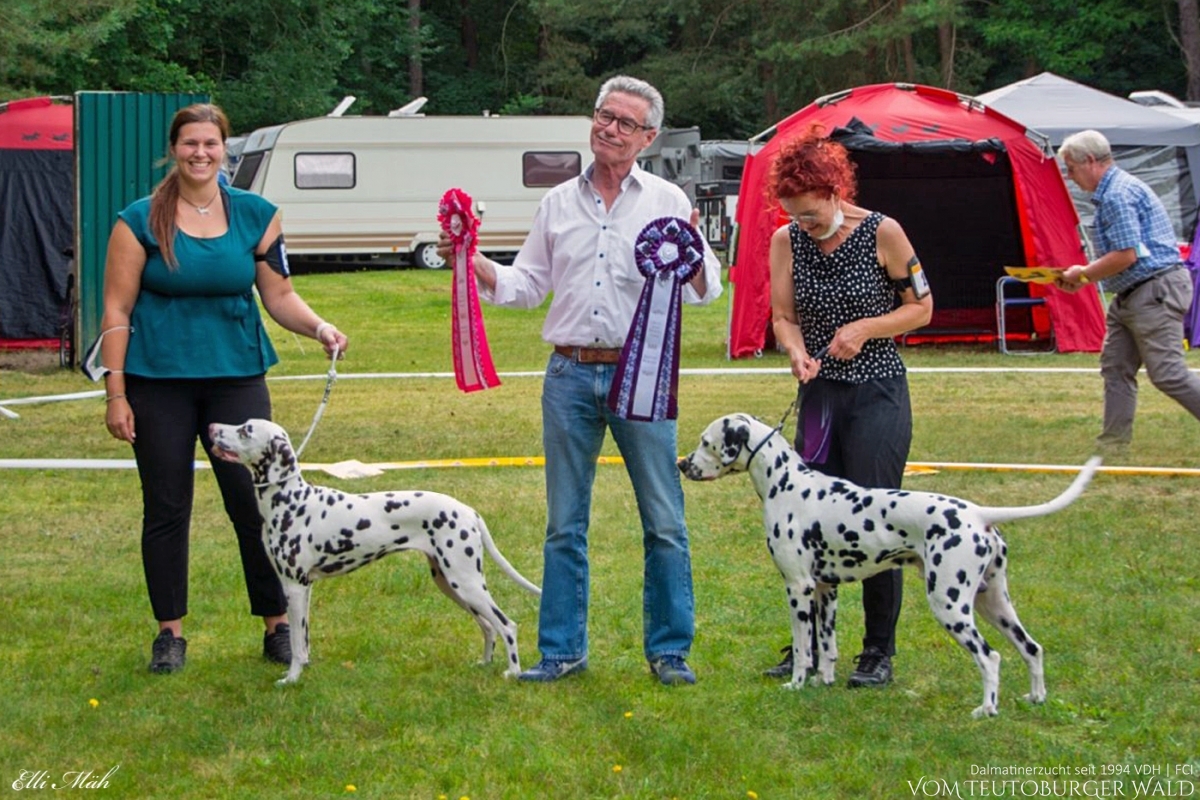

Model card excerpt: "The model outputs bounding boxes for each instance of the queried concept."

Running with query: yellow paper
[1004,266,1064,284]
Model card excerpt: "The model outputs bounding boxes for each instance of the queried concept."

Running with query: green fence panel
[74,92,208,359]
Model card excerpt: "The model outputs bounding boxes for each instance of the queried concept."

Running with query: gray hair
[1058,130,1113,164]
[596,75,664,130]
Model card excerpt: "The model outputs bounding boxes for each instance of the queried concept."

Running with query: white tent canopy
[978,72,1200,244]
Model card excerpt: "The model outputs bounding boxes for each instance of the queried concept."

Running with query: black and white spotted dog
[208,419,540,684]
[678,413,1100,717]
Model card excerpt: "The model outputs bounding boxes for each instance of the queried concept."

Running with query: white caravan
[232,112,594,269]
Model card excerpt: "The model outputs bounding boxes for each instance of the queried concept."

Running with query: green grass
[2,269,1199,799]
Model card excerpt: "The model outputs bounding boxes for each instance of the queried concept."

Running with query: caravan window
[523,152,582,188]
[231,152,264,190]
[294,153,356,189]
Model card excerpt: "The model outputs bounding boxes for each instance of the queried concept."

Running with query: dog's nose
[676,457,689,473]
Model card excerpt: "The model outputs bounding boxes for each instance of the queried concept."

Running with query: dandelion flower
[613,765,623,773]
[623,711,633,719]
[88,698,99,708]
[344,785,356,792]
[748,792,759,799]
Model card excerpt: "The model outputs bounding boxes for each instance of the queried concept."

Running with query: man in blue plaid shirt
[1056,129,1200,448]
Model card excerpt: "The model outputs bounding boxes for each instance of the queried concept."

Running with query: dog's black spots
[384,499,404,513]
[940,533,962,551]
[459,529,469,541]
[956,569,969,585]
[924,524,945,541]
[947,587,960,602]
[942,509,963,530]
[841,551,867,568]
[975,543,990,558]
[1011,624,1027,643]
[801,488,812,500]
[464,546,475,558]
[931,552,943,567]
[927,572,937,595]
[326,496,338,506]
[476,558,483,572]
[491,606,510,626]
[951,621,966,634]
[961,603,971,615]
[356,518,372,531]
[862,519,875,533]
[1025,641,1039,656]
[966,641,979,654]
[796,609,809,622]
[843,529,859,543]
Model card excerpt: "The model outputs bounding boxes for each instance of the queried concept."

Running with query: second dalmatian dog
[678,413,1100,717]
[209,419,540,684]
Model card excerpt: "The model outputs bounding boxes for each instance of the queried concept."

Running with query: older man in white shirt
[459,75,722,685]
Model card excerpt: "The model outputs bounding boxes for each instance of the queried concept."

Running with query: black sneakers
[847,646,893,688]
[148,630,187,674]
[263,623,293,665]
[763,645,794,678]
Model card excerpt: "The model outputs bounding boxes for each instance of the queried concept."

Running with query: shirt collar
[1091,164,1119,204]
[581,161,646,192]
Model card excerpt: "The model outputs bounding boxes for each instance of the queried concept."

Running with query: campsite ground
[0,347,60,373]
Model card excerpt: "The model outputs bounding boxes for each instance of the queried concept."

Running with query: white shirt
[479,163,723,348]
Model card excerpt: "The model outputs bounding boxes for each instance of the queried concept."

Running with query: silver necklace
[181,188,220,215]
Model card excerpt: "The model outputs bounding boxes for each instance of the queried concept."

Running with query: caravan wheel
[414,242,446,270]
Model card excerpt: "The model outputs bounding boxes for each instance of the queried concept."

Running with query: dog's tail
[477,515,542,596]
[977,456,1102,525]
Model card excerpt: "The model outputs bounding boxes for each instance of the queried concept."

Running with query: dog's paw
[971,704,999,719]
[781,680,807,691]
[1022,691,1047,705]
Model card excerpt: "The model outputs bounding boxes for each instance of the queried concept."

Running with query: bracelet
[106,395,127,403]
[315,322,334,341]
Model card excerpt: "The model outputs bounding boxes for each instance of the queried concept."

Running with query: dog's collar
[745,426,782,468]
[745,401,797,468]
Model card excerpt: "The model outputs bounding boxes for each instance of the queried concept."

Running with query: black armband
[893,255,930,299]
[255,234,290,277]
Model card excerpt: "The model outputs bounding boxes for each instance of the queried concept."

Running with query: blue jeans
[537,352,694,662]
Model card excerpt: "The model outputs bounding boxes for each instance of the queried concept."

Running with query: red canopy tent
[727,83,1105,357]
[0,96,74,346]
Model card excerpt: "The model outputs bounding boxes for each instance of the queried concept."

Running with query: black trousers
[794,374,912,656]
[125,375,286,622]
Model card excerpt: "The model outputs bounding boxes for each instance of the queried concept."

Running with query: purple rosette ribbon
[607,217,705,421]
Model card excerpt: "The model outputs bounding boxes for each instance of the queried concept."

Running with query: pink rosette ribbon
[439,188,500,393]
[607,217,705,421]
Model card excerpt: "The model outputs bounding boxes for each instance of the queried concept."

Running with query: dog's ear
[720,417,751,463]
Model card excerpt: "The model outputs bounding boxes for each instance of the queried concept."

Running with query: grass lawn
[1,269,1198,799]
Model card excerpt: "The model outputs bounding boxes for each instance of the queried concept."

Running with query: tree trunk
[460,0,479,69]
[1180,0,1200,101]
[938,22,956,88]
[409,0,422,98]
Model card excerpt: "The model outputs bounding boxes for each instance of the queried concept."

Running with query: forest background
[3,0,1200,138]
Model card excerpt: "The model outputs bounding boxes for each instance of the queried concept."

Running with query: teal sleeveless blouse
[118,187,280,378]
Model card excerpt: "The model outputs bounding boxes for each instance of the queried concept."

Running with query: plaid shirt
[1091,166,1180,295]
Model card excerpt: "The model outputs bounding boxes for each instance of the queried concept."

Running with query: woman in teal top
[97,103,349,675]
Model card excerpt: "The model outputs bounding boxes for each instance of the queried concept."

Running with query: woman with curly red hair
[763,126,933,688]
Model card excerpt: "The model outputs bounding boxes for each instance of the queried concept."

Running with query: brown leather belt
[553,345,622,364]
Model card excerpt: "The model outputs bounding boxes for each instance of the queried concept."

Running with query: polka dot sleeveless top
[789,211,906,385]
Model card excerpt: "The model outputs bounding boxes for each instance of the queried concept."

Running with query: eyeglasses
[593,108,653,135]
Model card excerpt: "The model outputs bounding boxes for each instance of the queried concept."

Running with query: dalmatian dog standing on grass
[208,419,541,684]
[678,413,1101,717]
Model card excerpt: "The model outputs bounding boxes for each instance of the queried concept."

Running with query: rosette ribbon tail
[441,188,501,393]
[607,217,704,421]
